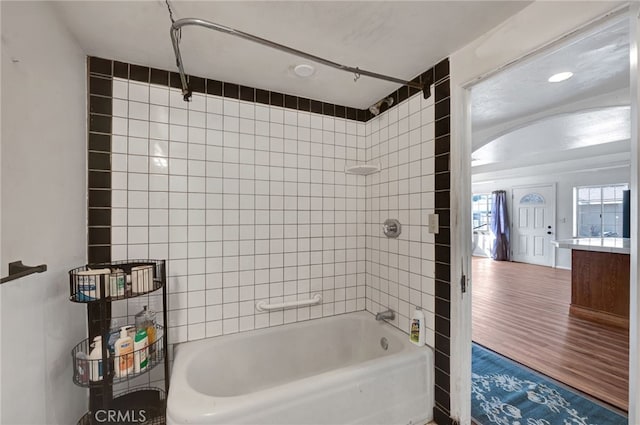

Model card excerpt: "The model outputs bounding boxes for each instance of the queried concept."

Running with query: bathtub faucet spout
[375,309,395,321]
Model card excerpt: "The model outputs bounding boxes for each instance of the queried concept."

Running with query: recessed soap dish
[345,163,381,176]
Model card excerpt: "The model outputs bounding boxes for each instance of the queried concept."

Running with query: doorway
[467,8,631,417]
[448,4,640,424]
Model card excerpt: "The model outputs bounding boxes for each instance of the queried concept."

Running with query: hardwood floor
[472,257,629,411]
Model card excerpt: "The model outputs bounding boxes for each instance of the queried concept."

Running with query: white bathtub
[167,311,434,425]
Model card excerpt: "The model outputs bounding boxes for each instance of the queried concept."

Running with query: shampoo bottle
[133,328,149,373]
[88,336,108,381]
[114,326,134,378]
[410,306,426,347]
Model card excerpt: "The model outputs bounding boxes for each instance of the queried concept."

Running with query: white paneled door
[511,184,556,267]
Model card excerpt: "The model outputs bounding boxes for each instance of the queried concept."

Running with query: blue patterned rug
[472,343,627,425]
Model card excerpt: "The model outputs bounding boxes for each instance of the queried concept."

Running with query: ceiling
[52,1,531,109]
[471,15,630,178]
[472,106,630,167]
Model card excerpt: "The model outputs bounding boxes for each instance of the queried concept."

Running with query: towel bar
[1,260,47,284]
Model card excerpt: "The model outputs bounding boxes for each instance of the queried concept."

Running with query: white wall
[472,166,630,268]
[109,78,368,344]
[1,2,87,423]
[364,90,437,343]
[449,2,628,423]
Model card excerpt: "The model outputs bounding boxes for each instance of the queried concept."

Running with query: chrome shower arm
[169,17,426,101]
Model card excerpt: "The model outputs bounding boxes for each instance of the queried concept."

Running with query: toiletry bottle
[410,306,426,347]
[145,308,157,357]
[135,306,157,356]
[132,265,153,294]
[133,328,149,373]
[114,326,134,378]
[75,352,89,385]
[88,336,108,381]
[107,318,125,356]
[109,268,125,298]
[77,268,111,301]
[125,273,132,296]
[134,306,147,331]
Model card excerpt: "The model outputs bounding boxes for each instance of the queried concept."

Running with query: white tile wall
[111,78,368,344]
[364,89,436,347]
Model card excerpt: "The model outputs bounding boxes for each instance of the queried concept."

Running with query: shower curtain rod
[169,17,428,102]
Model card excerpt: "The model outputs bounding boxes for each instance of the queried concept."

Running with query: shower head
[369,97,394,116]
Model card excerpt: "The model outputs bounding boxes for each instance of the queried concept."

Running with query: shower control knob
[383,219,401,238]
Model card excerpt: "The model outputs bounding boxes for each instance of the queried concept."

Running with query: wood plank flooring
[472,257,629,411]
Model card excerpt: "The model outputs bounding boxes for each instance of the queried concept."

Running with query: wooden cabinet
[570,250,630,329]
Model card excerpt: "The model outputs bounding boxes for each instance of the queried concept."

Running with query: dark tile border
[89,55,441,124]
[432,58,452,424]
[88,58,112,264]
[89,56,368,122]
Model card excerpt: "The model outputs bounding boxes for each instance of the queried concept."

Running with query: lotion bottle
[410,306,426,347]
[114,326,134,378]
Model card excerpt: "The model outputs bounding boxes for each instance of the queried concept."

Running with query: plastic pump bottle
[114,326,134,378]
[88,336,108,381]
[410,306,426,347]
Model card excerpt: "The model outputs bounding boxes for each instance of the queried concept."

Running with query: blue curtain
[490,190,510,261]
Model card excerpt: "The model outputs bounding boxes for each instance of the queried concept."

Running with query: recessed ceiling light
[293,64,315,78]
[548,72,573,83]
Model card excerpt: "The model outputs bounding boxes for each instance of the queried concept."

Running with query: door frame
[628,2,640,421]
[510,183,557,268]
[449,4,637,424]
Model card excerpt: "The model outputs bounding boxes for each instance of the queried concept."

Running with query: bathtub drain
[380,337,389,350]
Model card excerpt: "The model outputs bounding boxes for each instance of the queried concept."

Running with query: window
[519,193,545,204]
[574,184,628,237]
[472,193,492,231]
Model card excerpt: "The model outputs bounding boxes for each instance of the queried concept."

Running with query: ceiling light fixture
[548,71,573,83]
[293,64,315,78]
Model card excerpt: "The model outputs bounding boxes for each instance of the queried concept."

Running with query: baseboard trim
[569,304,629,329]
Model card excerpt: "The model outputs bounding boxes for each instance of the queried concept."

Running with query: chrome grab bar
[255,294,322,312]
